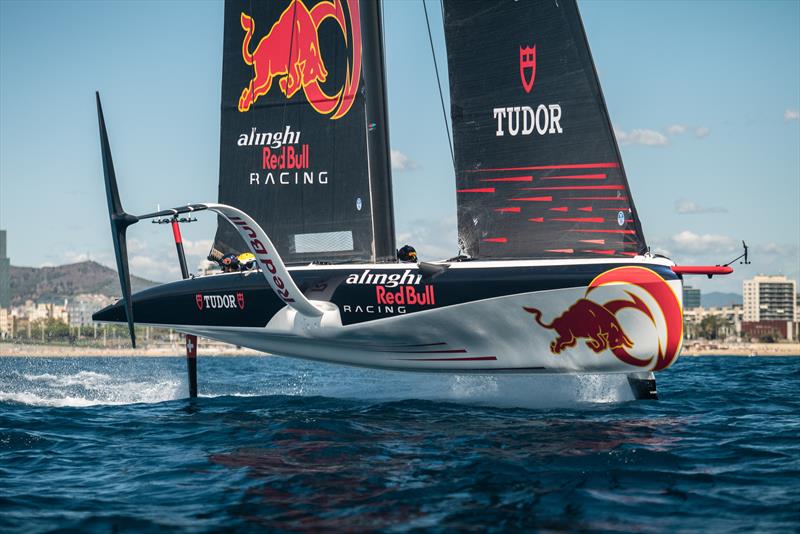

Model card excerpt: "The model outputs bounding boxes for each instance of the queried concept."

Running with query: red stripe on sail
[465,163,619,173]
[521,185,624,191]
[549,206,568,212]
[578,206,593,212]
[512,196,552,202]
[579,239,606,244]
[482,237,508,243]
[457,187,495,193]
[568,229,636,234]
[481,176,533,182]
[528,217,544,222]
[389,349,467,354]
[551,217,605,223]
[566,196,628,201]
[545,249,574,254]
[395,356,498,361]
[620,251,638,257]
[494,207,521,213]
[599,207,631,211]
[585,249,617,255]
[540,173,607,180]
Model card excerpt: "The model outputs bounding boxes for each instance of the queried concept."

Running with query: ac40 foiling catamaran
[94,0,744,400]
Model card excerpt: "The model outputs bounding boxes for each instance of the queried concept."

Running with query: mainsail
[443,0,647,259]
[213,0,395,264]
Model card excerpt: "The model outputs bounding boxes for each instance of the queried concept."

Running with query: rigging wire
[422,0,455,173]
[280,0,300,127]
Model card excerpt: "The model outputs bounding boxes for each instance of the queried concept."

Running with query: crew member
[397,244,417,263]
[237,252,257,271]
[219,253,240,273]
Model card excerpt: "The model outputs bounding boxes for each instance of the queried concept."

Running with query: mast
[360,0,396,262]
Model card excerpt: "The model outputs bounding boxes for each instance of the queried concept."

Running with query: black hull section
[93,262,678,329]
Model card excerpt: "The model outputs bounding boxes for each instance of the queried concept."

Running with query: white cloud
[667,230,736,254]
[674,198,727,214]
[666,124,687,135]
[614,128,668,146]
[784,108,800,122]
[181,239,214,257]
[391,149,419,172]
[694,126,711,138]
[396,216,457,260]
[129,254,180,281]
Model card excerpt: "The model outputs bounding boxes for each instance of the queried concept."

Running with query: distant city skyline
[1,0,798,294]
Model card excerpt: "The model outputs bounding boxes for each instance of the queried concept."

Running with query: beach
[0,341,264,357]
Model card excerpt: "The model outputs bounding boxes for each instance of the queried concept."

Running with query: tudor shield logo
[236,292,246,310]
[519,44,536,93]
[196,294,204,310]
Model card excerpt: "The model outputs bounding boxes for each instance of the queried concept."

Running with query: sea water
[0,355,798,532]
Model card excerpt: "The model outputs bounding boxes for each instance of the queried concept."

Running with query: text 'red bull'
[376,286,435,306]
[238,0,361,119]
[263,145,310,170]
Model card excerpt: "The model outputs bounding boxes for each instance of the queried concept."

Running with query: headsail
[213,0,395,264]
[443,0,647,259]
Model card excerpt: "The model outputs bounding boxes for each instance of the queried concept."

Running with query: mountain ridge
[701,291,743,308]
[9,260,157,306]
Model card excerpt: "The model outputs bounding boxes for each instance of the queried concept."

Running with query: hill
[701,291,743,308]
[9,260,157,306]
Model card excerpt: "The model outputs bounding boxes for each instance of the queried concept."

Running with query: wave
[2,369,183,407]
[1,357,635,409]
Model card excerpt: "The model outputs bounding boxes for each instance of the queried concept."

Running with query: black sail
[213,0,395,264]
[443,0,647,260]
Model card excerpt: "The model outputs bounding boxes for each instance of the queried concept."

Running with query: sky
[1,0,798,295]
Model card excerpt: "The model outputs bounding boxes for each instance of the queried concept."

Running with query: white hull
[150,276,682,375]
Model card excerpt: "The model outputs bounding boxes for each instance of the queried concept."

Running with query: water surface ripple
[1,356,798,532]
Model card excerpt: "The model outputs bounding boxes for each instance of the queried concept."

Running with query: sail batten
[443,0,647,260]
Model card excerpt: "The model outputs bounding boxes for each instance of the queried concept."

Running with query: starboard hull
[94,257,684,375]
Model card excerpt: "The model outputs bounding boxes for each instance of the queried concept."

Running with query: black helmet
[397,245,417,262]
[220,253,240,272]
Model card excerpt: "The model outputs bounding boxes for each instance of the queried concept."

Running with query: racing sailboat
[94,0,736,400]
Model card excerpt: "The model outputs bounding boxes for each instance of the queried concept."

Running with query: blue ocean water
[0,355,798,532]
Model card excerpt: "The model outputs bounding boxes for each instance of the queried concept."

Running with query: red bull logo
[238,0,361,119]
[524,266,683,371]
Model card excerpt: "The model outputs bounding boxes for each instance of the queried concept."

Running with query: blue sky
[1,0,798,294]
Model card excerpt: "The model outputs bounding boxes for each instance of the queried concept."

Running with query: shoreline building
[742,275,797,341]
[0,230,9,309]
[683,305,743,340]
[682,286,701,310]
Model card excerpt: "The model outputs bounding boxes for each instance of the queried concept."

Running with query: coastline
[681,342,800,357]
[2,341,798,358]
[0,341,264,357]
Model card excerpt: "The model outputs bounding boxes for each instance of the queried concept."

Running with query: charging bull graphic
[237,0,361,119]
[524,298,640,355]
[524,266,683,371]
